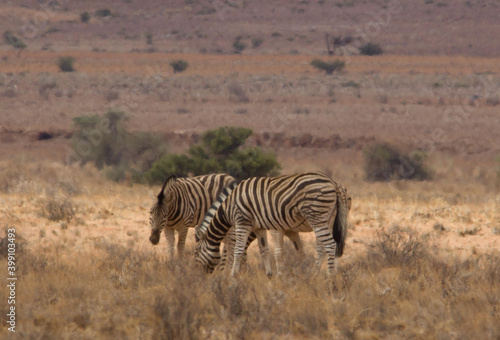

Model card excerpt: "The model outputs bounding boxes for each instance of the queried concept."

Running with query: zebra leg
[176,227,188,258]
[219,241,228,271]
[256,229,273,278]
[269,230,284,275]
[284,230,304,253]
[313,225,337,276]
[231,225,252,278]
[164,228,175,259]
[314,240,326,272]
[219,229,236,272]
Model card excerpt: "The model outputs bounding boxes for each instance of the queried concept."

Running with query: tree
[80,12,90,23]
[170,60,188,73]
[233,36,246,54]
[359,42,383,56]
[71,110,166,182]
[145,127,281,183]
[3,31,26,55]
[58,56,76,72]
[363,143,431,181]
[95,9,111,17]
[201,126,252,157]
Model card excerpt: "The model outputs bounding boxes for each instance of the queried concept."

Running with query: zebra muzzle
[149,231,160,245]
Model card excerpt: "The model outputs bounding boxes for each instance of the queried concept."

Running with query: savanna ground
[0,159,499,339]
[1,0,500,338]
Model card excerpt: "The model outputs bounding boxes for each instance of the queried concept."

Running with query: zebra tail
[333,190,348,257]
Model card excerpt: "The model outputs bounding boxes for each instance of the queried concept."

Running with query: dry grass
[0,160,499,338]
[2,51,500,76]
[0,226,498,339]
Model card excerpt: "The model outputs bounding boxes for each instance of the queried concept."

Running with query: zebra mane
[156,174,177,207]
[195,181,237,242]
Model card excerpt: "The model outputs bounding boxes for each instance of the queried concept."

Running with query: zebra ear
[347,196,352,212]
[159,175,177,199]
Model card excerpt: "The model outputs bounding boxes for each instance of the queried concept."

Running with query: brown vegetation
[0,160,499,338]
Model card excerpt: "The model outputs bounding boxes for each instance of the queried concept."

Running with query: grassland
[1,50,499,337]
[1,1,500,338]
[0,158,499,339]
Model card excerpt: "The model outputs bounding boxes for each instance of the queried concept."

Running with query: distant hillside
[0,0,499,57]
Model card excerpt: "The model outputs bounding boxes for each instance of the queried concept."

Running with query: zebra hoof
[266,272,273,279]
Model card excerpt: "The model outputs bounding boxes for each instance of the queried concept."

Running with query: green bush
[71,110,166,182]
[144,154,195,182]
[95,9,111,17]
[71,110,128,168]
[363,143,431,181]
[233,36,246,54]
[251,37,263,48]
[80,12,90,23]
[170,60,188,73]
[145,127,281,183]
[310,59,345,75]
[105,163,129,182]
[3,31,26,50]
[225,147,281,180]
[359,42,383,56]
[58,56,75,72]
[201,126,252,156]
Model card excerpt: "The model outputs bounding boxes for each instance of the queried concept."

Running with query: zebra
[197,181,351,275]
[195,183,311,274]
[149,173,236,259]
[268,186,351,274]
[195,172,350,277]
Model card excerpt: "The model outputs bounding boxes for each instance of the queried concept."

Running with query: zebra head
[149,175,176,245]
[194,232,221,273]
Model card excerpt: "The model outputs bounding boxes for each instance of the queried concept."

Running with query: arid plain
[1,0,500,339]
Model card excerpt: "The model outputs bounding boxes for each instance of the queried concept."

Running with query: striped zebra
[269,186,351,274]
[149,173,236,259]
[195,172,350,277]
[196,186,307,274]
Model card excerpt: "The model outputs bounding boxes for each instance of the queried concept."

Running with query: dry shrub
[363,143,432,181]
[104,90,119,102]
[0,160,84,195]
[0,227,27,259]
[486,96,499,106]
[227,81,249,103]
[38,75,57,99]
[0,161,24,192]
[11,233,500,339]
[153,294,201,339]
[369,225,426,267]
[39,194,75,222]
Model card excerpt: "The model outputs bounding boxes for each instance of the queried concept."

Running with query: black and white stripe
[149,174,236,259]
[195,172,350,277]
